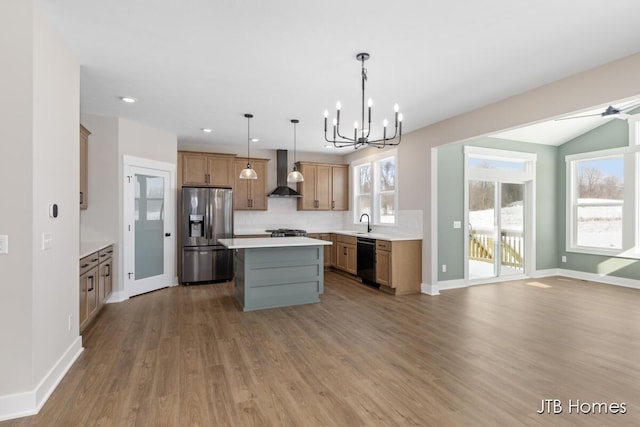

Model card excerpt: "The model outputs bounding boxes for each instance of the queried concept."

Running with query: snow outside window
[571,156,623,250]
[352,151,398,225]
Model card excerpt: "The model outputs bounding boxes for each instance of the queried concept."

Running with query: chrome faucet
[359,213,372,233]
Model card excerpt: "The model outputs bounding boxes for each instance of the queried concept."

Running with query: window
[353,151,397,225]
[571,156,624,250]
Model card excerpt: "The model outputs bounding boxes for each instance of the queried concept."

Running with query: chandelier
[324,52,403,149]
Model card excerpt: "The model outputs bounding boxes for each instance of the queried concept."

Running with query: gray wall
[437,138,558,281]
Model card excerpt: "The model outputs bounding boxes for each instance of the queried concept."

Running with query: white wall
[0,0,35,400]
[32,3,81,385]
[0,0,82,420]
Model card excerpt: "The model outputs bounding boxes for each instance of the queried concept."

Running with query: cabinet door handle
[88,275,94,292]
[343,247,347,256]
[81,263,90,268]
[332,201,335,209]
[79,192,84,205]
[106,264,111,277]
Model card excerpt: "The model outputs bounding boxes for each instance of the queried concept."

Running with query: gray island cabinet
[218,237,332,311]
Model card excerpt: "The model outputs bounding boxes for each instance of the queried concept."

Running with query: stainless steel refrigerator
[181,186,234,283]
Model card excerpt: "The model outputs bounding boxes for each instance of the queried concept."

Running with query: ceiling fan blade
[555,113,602,121]
[618,100,640,112]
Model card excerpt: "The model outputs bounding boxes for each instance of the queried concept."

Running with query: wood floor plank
[3,273,640,426]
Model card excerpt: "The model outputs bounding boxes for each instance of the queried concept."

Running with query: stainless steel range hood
[268,149,302,198]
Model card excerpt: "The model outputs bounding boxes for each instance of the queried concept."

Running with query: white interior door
[124,157,175,297]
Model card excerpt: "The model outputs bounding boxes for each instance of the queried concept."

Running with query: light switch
[453,221,461,229]
[0,235,8,254]
[42,232,53,250]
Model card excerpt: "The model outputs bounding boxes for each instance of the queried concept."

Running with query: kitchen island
[218,237,332,311]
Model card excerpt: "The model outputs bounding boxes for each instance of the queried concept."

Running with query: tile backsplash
[235,198,422,237]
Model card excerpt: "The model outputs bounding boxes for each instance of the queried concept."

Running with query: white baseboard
[106,290,129,303]
[421,283,440,295]
[436,279,467,292]
[555,268,640,290]
[0,336,83,422]
[531,268,561,278]
[430,269,640,294]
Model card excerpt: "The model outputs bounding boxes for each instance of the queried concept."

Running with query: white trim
[464,146,537,162]
[430,146,439,290]
[430,267,640,294]
[421,283,440,295]
[122,156,176,299]
[464,147,536,282]
[0,337,83,422]
[351,148,398,226]
[556,268,640,290]
[436,279,468,292]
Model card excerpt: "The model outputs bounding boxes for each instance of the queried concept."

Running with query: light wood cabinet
[98,246,114,307]
[234,158,268,210]
[80,245,114,333]
[296,162,348,211]
[180,151,236,186]
[375,239,422,295]
[79,125,90,210]
[335,234,357,275]
[331,165,349,210]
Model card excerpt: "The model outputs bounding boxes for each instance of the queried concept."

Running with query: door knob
[165,233,171,237]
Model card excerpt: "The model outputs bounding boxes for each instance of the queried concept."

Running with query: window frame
[565,140,638,258]
[352,149,398,226]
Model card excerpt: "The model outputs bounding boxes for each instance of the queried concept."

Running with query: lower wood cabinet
[80,245,114,333]
[335,235,357,275]
[376,239,422,295]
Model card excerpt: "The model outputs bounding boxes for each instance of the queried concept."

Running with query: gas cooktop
[265,228,308,237]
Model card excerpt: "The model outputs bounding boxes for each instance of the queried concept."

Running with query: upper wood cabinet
[234,158,269,210]
[180,151,236,186]
[296,162,349,211]
[79,125,91,210]
[331,165,349,211]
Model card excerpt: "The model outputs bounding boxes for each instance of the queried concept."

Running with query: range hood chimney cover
[268,150,302,197]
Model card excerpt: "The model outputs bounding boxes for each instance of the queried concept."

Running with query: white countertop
[329,230,421,241]
[80,241,112,258]
[219,237,332,249]
[233,229,421,241]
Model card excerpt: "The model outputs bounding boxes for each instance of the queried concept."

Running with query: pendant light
[287,119,304,183]
[239,113,258,180]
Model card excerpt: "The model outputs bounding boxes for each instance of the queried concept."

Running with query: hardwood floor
[3,273,640,426]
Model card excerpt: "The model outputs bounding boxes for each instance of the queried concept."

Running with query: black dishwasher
[357,237,378,286]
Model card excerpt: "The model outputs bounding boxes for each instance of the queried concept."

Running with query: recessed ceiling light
[201,128,212,133]
[324,143,333,149]
[251,138,259,143]
[119,96,137,103]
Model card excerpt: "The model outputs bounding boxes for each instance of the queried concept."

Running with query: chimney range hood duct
[268,150,302,198]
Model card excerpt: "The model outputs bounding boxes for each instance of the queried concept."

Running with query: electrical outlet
[561,255,567,263]
[42,232,53,250]
[442,264,447,273]
[0,235,8,254]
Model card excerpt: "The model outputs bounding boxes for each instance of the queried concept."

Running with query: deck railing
[469,227,524,269]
